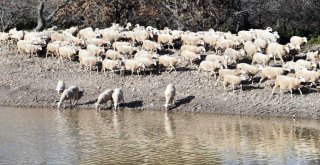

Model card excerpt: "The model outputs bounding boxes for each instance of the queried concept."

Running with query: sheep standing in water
[164,84,176,111]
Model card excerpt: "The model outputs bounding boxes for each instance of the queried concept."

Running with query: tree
[34,0,73,31]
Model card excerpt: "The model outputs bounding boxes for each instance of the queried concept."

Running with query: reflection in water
[0,106,320,164]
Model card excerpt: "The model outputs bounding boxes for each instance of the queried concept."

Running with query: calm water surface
[0,106,320,164]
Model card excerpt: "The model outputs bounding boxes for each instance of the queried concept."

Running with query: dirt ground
[1,45,320,119]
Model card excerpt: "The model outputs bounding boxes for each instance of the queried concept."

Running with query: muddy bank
[0,47,320,119]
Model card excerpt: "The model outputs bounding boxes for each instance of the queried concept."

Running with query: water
[0,106,320,164]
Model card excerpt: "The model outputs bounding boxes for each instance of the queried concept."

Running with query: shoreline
[0,48,320,119]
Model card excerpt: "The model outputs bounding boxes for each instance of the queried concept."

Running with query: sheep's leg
[298,88,303,96]
[258,77,265,86]
[223,82,227,91]
[273,55,277,65]
[280,57,285,65]
[214,78,220,89]
[270,86,277,99]
[290,89,293,98]
[232,84,235,94]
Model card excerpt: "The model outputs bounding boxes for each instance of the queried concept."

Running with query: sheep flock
[0,22,319,110]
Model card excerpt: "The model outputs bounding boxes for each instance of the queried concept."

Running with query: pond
[0,106,319,164]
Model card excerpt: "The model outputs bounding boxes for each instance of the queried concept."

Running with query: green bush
[308,35,320,45]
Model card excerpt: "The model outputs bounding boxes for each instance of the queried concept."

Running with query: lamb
[56,80,66,95]
[58,46,77,61]
[180,45,206,54]
[220,74,249,94]
[266,42,290,64]
[164,84,176,111]
[142,40,161,52]
[158,55,181,73]
[120,59,146,76]
[290,36,307,52]
[112,88,124,110]
[157,33,174,48]
[95,89,114,110]
[180,50,201,67]
[105,49,124,60]
[259,66,286,86]
[236,63,259,82]
[252,53,273,67]
[270,75,303,98]
[295,59,317,71]
[57,86,80,110]
[102,59,120,75]
[198,61,222,79]
[244,41,261,59]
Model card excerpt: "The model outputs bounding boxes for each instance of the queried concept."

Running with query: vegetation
[1,0,320,42]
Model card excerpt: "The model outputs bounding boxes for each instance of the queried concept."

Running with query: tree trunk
[34,0,45,31]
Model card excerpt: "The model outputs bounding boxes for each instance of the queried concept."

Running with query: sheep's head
[266,27,273,32]
[240,74,250,81]
[199,46,206,53]
[303,37,308,43]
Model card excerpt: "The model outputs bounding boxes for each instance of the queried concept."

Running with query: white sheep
[214,69,245,88]
[102,59,120,76]
[180,45,205,54]
[180,50,201,67]
[252,52,273,67]
[112,41,131,51]
[57,86,80,110]
[80,55,103,75]
[244,41,261,59]
[259,66,286,86]
[198,61,222,79]
[164,84,176,111]
[295,69,320,89]
[134,50,159,60]
[306,51,319,63]
[87,44,105,57]
[95,89,114,110]
[221,74,249,94]
[56,80,66,95]
[105,49,124,60]
[58,46,78,61]
[135,57,157,75]
[215,38,234,55]
[142,40,161,52]
[236,63,259,81]
[117,45,138,57]
[112,88,124,110]
[296,59,317,71]
[270,75,304,98]
[223,48,245,65]
[121,59,146,76]
[158,55,181,73]
[290,36,307,52]
[266,42,290,64]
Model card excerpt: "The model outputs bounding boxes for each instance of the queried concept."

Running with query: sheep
[266,42,290,64]
[270,75,304,99]
[252,52,273,67]
[253,38,269,51]
[180,45,206,54]
[214,69,246,88]
[134,50,159,60]
[56,80,66,95]
[142,40,161,52]
[117,45,138,57]
[306,51,319,63]
[51,32,66,42]
[21,44,43,57]
[180,50,201,67]
[215,39,234,55]
[101,30,122,43]
[112,88,124,110]
[182,35,204,46]
[112,41,131,51]
[295,70,320,90]
[164,84,176,111]
[58,46,77,61]
[46,42,61,58]
[198,61,222,79]
[0,32,10,45]
[81,55,103,75]
[236,63,259,83]
[223,48,245,64]
[57,86,80,110]
[105,49,124,60]
[158,55,181,73]
[244,41,261,59]
[85,38,110,47]
[205,54,228,68]
[95,89,114,110]
[120,59,146,76]
[102,59,120,76]
[290,36,307,52]
[157,33,174,48]
[87,44,105,57]
[296,59,317,71]
[135,57,157,75]
[220,74,249,94]
[259,66,286,86]
[282,61,305,73]
[203,34,219,50]
[238,30,255,42]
